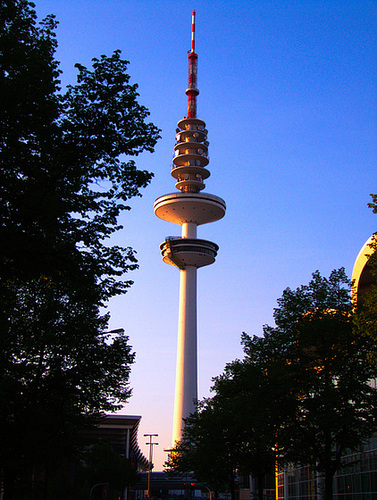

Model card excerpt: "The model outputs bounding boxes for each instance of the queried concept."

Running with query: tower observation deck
[154,11,226,444]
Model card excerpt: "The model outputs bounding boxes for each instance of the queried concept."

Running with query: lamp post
[203,486,213,500]
[89,482,109,500]
[144,434,158,498]
[105,328,125,334]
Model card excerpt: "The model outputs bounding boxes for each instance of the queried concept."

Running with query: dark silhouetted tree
[242,268,377,500]
[165,398,237,500]
[0,1,160,498]
[168,269,377,500]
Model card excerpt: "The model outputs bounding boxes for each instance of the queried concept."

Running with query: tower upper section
[171,11,210,195]
[171,117,210,194]
[154,10,225,233]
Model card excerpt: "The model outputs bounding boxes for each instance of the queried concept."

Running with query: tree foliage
[0,1,160,498]
[0,0,159,295]
[254,269,377,500]
[165,398,238,499]
[212,362,279,500]
[79,441,139,498]
[242,269,377,500]
[167,269,377,500]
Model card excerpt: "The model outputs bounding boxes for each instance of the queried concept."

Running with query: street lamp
[105,328,125,334]
[203,486,213,500]
[144,433,158,498]
[89,482,109,499]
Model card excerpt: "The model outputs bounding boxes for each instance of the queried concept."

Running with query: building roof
[85,414,150,471]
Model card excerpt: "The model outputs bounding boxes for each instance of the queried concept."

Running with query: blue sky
[35,0,376,469]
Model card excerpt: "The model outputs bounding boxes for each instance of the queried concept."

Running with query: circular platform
[177,117,206,131]
[154,192,226,225]
[171,165,210,181]
[160,237,219,269]
[173,152,209,168]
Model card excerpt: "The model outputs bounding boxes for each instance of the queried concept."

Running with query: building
[352,236,375,301]
[81,414,150,500]
[0,414,149,500]
[154,11,226,445]
[85,414,150,472]
[276,436,377,500]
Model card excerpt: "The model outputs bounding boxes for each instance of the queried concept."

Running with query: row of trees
[0,1,160,498]
[166,259,377,500]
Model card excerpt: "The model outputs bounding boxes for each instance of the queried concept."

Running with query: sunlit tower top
[187,10,198,119]
[154,11,226,444]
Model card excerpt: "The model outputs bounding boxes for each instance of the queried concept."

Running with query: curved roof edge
[97,414,150,471]
[352,235,376,302]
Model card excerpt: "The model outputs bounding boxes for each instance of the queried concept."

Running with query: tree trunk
[42,463,50,500]
[257,474,265,500]
[324,469,334,500]
[2,469,15,500]
[230,471,237,500]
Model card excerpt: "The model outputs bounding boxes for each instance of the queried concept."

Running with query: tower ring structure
[154,11,226,445]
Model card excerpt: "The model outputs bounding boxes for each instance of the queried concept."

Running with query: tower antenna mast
[186,10,198,119]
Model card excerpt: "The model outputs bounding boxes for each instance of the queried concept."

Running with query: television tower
[154,11,226,444]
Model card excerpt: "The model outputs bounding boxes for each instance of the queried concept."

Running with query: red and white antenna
[191,9,196,52]
[186,10,199,118]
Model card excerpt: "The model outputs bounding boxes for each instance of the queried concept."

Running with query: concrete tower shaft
[154,11,226,445]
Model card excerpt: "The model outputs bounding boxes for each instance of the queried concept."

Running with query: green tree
[0,0,159,293]
[165,398,236,500]
[0,280,136,498]
[80,441,138,500]
[166,361,280,500]
[0,1,160,498]
[241,268,377,500]
[169,269,377,500]
[211,361,280,500]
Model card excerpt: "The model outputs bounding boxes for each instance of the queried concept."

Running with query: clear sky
[35,0,376,470]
